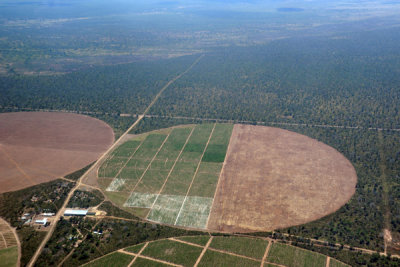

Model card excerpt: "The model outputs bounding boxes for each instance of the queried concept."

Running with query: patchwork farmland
[97,123,357,232]
[82,235,349,267]
[98,124,233,229]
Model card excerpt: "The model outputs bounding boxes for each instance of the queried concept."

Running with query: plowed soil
[207,124,357,232]
[0,112,114,193]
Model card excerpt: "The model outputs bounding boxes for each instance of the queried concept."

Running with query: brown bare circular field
[207,124,357,232]
[0,112,114,193]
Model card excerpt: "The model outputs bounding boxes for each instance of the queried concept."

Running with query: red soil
[0,112,114,193]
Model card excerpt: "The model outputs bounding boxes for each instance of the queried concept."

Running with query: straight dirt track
[0,112,114,193]
[207,124,357,232]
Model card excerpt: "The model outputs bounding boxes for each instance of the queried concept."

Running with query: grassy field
[209,236,268,260]
[81,236,349,267]
[198,250,260,267]
[329,258,350,267]
[141,239,203,266]
[0,246,18,267]
[99,124,233,229]
[83,252,134,267]
[267,242,326,267]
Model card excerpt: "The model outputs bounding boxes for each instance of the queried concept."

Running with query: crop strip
[146,127,196,219]
[174,123,216,225]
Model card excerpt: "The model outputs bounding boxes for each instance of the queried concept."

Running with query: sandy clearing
[207,124,357,232]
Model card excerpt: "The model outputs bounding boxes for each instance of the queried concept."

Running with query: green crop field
[267,242,327,267]
[82,236,347,267]
[98,124,233,229]
[329,259,350,267]
[209,236,268,260]
[0,246,18,267]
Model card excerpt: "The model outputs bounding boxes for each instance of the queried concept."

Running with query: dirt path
[174,123,216,225]
[261,240,272,267]
[194,236,213,267]
[119,249,182,267]
[326,256,330,267]
[27,55,204,267]
[127,242,148,267]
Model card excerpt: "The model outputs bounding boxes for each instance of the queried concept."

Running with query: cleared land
[208,124,357,232]
[0,218,19,266]
[0,112,114,193]
[81,236,346,267]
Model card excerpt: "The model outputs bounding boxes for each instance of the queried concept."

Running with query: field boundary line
[0,233,6,248]
[106,136,145,191]
[27,54,204,267]
[261,240,273,267]
[128,132,171,194]
[194,236,213,267]
[127,242,148,267]
[146,127,196,218]
[169,237,205,248]
[207,247,261,262]
[120,250,183,267]
[174,123,216,225]
[205,124,235,228]
[326,256,330,267]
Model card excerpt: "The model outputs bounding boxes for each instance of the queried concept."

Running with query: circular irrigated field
[97,124,357,232]
[0,112,114,193]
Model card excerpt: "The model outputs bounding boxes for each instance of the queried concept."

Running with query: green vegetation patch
[175,235,211,246]
[210,236,268,260]
[329,258,349,267]
[83,252,134,267]
[161,172,194,196]
[111,140,141,157]
[179,151,203,162]
[175,196,213,229]
[202,144,228,163]
[124,192,157,208]
[131,257,170,267]
[188,172,220,198]
[184,143,205,153]
[141,239,203,266]
[268,242,326,267]
[140,134,168,149]
[117,168,144,180]
[0,246,18,267]
[163,127,193,150]
[99,157,129,178]
[173,161,198,174]
[126,158,151,169]
[198,162,223,174]
[150,160,175,171]
[198,250,260,267]
[147,195,185,225]
[124,243,145,254]
[134,170,169,194]
[132,148,159,160]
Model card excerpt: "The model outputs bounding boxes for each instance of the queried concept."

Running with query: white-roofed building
[64,209,88,216]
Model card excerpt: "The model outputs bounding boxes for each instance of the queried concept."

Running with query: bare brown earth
[207,124,357,232]
[0,112,114,193]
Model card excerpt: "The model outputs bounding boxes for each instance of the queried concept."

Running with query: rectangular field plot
[141,239,203,267]
[188,172,220,198]
[198,250,259,267]
[117,167,144,180]
[162,127,192,151]
[132,148,160,160]
[111,140,142,157]
[149,159,175,171]
[140,134,168,149]
[198,162,223,174]
[131,257,170,267]
[268,243,326,267]
[124,192,157,208]
[125,158,151,169]
[202,123,233,163]
[202,144,229,163]
[106,178,126,192]
[134,170,169,193]
[208,123,233,145]
[161,172,194,195]
[175,235,211,246]
[179,151,203,162]
[173,161,198,174]
[155,148,181,161]
[98,156,129,178]
[210,236,268,260]
[147,195,185,224]
[175,196,213,229]
[83,252,134,267]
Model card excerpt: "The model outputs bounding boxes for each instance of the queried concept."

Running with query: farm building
[64,209,88,216]
[35,218,48,225]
